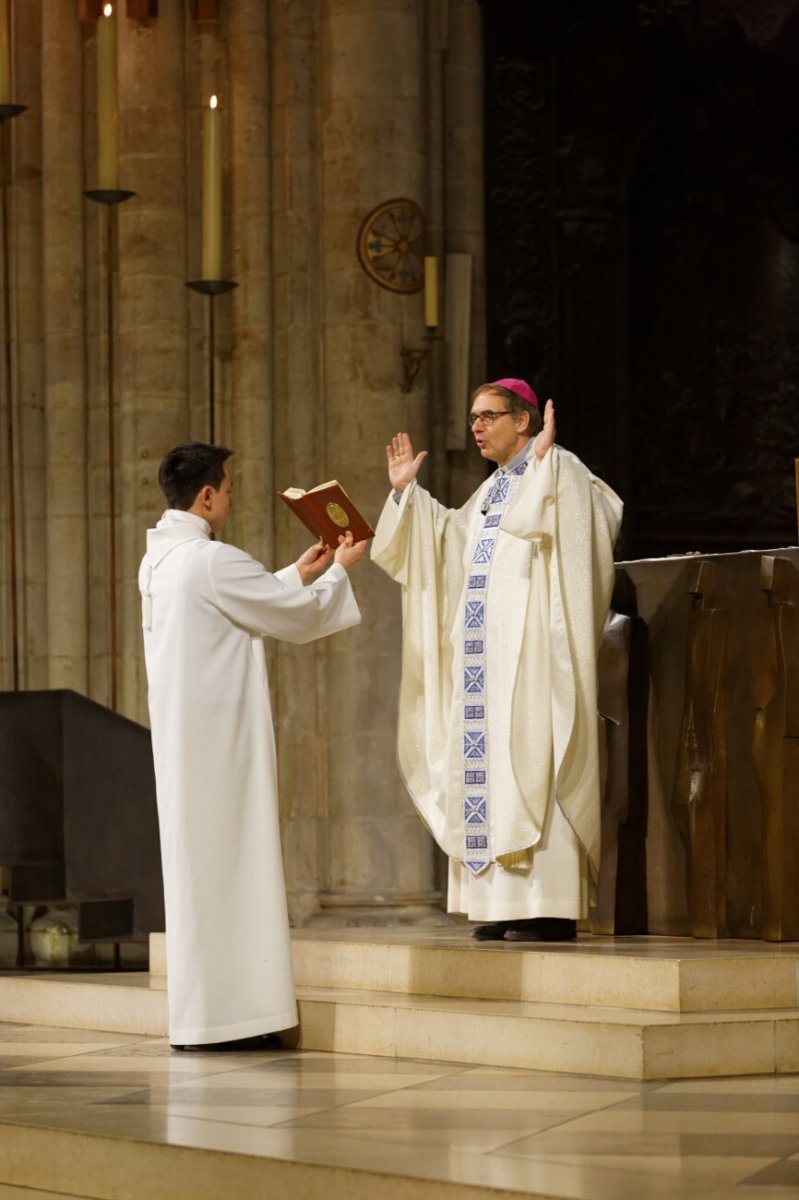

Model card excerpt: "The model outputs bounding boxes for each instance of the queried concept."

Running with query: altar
[597,546,799,942]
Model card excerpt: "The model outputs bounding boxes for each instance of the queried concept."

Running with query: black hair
[471,384,543,439]
[158,442,233,509]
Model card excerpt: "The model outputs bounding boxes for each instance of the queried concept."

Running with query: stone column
[7,0,46,689]
[42,0,89,694]
[446,0,488,505]
[116,4,191,724]
[315,0,439,921]
[269,0,331,922]
[225,0,272,561]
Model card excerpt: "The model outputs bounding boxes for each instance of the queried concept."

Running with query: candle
[424,255,438,329]
[97,3,118,190]
[0,0,11,106]
[202,95,222,280]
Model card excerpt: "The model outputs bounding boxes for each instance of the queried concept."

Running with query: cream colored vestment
[372,445,622,920]
[139,509,360,1044]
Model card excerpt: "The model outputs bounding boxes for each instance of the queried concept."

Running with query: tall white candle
[97,3,118,191]
[202,95,222,279]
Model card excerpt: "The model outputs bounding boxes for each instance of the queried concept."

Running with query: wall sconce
[400,332,436,394]
[400,255,438,393]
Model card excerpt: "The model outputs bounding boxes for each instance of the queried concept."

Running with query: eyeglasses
[468,410,513,428]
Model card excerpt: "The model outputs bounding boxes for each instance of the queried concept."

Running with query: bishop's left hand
[296,539,333,583]
[534,398,556,461]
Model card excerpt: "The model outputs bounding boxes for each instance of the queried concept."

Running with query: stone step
[297,984,799,1080]
[0,971,166,1037]
[286,928,799,1014]
[0,963,797,1081]
[0,1118,519,1200]
[154,928,799,1014]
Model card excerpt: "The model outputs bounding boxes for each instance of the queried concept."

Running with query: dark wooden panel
[0,690,164,938]
[481,0,799,558]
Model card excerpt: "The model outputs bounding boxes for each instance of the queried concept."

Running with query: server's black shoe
[170,1031,290,1052]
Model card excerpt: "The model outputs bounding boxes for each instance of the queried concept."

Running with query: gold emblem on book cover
[326,502,350,528]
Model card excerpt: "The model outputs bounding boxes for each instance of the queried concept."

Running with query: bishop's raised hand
[386,432,428,493]
[534,399,556,461]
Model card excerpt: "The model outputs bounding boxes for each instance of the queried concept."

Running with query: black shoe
[472,921,512,940]
[503,918,577,942]
[170,1032,287,1052]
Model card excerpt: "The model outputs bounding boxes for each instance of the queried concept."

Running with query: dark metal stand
[84,188,135,711]
[400,328,438,394]
[0,104,27,691]
[186,279,237,443]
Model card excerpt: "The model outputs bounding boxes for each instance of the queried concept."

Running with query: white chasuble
[139,510,360,1045]
[371,445,622,921]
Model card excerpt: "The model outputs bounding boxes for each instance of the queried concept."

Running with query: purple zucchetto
[490,378,539,411]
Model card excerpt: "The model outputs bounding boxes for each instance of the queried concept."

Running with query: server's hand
[295,539,333,583]
[334,531,367,570]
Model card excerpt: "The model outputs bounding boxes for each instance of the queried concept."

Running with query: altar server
[372,381,622,941]
[140,442,364,1047]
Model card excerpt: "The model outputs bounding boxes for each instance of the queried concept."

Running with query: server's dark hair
[158,442,233,509]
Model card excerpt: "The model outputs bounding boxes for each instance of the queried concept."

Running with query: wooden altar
[596,547,799,942]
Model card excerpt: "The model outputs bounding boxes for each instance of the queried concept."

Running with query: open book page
[281,480,339,501]
[278,480,374,544]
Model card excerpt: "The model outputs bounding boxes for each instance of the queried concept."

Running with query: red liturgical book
[278,480,375,545]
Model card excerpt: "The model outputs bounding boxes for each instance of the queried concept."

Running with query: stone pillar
[269,0,331,922]
[315,0,439,921]
[446,0,487,505]
[225,0,272,561]
[84,15,114,707]
[8,0,46,689]
[42,0,89,694]
[116,4,191,724]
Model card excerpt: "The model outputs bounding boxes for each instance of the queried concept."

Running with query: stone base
[304,902,455,929]
[2,928,799,1081]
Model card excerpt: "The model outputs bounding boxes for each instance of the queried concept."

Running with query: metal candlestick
[85,187,135,711]
[400,328,438,394]
[186,279,237,443]
[0,103,27,691]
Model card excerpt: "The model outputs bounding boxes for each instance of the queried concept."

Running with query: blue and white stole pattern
[461,455,530,874]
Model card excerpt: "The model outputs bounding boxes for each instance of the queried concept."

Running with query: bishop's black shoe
[503,918,577,942]
[471,921,512,940]
[471,919,556,941]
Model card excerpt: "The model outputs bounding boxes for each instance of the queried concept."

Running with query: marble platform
[0,927,797,1081]
[1,1023,798,1200]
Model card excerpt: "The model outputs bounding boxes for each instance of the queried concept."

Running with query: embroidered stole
[461,459,529,873]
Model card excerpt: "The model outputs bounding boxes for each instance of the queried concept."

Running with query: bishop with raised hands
[371,380,623,942]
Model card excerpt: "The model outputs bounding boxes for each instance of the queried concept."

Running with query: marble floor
[0,1022,797,1198]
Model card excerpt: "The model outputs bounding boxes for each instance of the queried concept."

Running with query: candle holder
[84,188,135,206]
[0,103,27,691]
[186,278,238,443]
[400,329,438,394]
[84,186,136,711]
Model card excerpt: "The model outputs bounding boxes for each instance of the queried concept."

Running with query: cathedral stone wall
[0,0,487,923]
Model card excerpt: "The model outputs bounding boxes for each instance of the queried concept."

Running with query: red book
[278,479,375,545]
